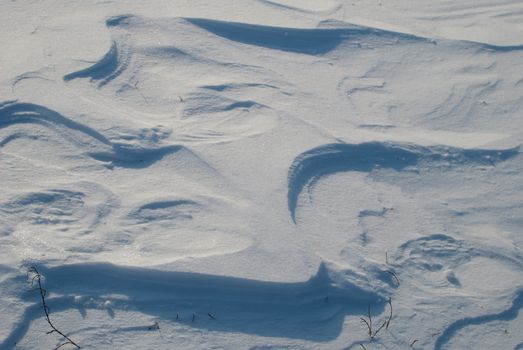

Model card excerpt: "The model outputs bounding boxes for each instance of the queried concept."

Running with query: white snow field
[1,1,523,349]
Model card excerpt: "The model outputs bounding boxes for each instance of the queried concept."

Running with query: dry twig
[385,270,400,285]
[27,266,80,350]
[360,298,393,340]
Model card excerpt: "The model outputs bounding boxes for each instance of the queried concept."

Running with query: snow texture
[1,1,522,349]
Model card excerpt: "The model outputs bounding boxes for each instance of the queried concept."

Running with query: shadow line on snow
[61,15,523,88]
[287,142,519,223]
[63,40,131,87]
[1,262,386,347]
[434,288,523,350]
[184,17,425,55]
[0,101,181,169]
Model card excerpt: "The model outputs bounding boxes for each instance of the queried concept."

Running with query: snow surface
[1,1,522,349]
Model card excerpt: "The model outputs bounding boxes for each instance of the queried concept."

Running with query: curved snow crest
[61,14,523,90]
[127,199,199,223]
[105,14,135,27]
[186,16,523,55]
[0,181,118,236]
[0,100,110,144]
[0,101,181,168]
[1,261,387,344]
[434,287,523,350]
[474,42,523,52]
[63,15,136,86]
[63,40,131,87]
[395,233,523,267]
[256,0,343,15]
[184,17,427,55]
[287,142,519,222]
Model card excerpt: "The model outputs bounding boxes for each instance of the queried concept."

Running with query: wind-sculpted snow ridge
[394,233,523,288]
[0,101,110,144]
[59,13,523,97]
[128,199,199,224]
[1,262,387,346]
[389,233,523,349]
[0,101,181,169]
[62,16,146,87]
[287,142,519,222]
[181,93,267,117]
[63,41,131,87]
[63,15,133,87]
[105,14,134,27]
[476,42,523,52]
[0,182,118,236]
[256,0,342,15]
[60,15,282,141]
[184,18,427,55]
[434,288,523,350]
[185,17,523,55]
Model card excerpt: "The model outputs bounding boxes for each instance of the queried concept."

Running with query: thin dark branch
[360,317,372,337]
[55,342,75,350]
[372,321,386,338]
[361,299,393,341]
[386,297,393,329]
[385,270,400,285]
[368,305,372,334]
[28,267,80,349]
